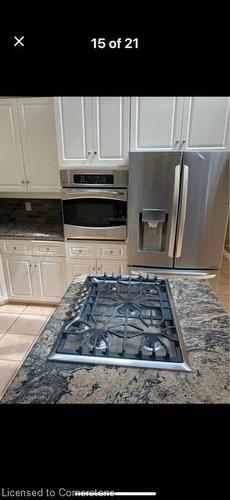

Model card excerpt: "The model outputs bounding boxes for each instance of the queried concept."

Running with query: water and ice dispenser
[139,209,168,251]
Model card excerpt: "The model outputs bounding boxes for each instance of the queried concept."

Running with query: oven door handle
[78,189,124,194]
[64,224,126,230]
[62,189,127,201]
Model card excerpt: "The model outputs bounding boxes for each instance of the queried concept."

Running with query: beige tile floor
[0,303,54,400]
[209,252,230,314]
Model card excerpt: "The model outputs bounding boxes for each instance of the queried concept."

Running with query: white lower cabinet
[1,239,127,302]
[0,256,8,302]
[97,260,127,275]
[66,258,127,283]
[66,241,127,282]
[2,254,67,302]
[2,255,38,300]
[67,258,126,284]
[66,258,97,284]
[1,240,67,303]
[35,256,67,301]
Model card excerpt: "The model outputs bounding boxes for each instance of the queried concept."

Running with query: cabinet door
[66,258,97,285]
[0,256,8,301]
[35,257,67,301]
[0,99,26,191]
[182,97,230,150]
[91,97,130,166]
[17,98,60,192]
[130,97,184,151]
[54,97,93,167]
[97,260,127,275]
[2,255,37,300]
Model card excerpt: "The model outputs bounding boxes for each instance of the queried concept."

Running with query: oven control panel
[60,169,128,188]
[73,174,114,184]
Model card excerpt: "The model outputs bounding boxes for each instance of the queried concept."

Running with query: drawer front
[0,240,32,255]
[32,241,66,256]
[96,244,126,260]
[67,242,97,258]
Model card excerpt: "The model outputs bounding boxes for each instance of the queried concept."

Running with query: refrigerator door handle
[168,164,181,257]
[175,164,189,258]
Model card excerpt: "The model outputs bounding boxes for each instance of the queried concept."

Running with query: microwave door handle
[175,164,189,258]
[168,164,181,257]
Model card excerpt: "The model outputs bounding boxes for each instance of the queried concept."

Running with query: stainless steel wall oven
[61,170,128,240]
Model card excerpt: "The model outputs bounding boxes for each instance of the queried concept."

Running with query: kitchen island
[1,275,229,404]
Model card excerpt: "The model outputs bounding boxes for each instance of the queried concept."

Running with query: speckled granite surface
[0,225,64,241]
[1,275,229,404]
[0,198,64,240]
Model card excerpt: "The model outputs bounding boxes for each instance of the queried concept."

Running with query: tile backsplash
[0,198,63,227]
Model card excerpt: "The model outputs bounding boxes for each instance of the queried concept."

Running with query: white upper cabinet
[91,97,130,166]
[181,97,230,150]
[0,98,60,193]
[17,98,60,191]
[54,97,130,167]
[130,97,184,151]
[0,99,26,191]
[54,97,92,166]
[130,96,230,152]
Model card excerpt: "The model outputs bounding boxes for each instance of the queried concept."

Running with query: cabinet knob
[79,249,82,253]
[13,246,17,250]
[26,180,30,184]
[21,180,25,184]
[110,250,113,254]
[46,248,50,251]
[93,151,97,156]
[87,151,91,156]
[29,264,33,268]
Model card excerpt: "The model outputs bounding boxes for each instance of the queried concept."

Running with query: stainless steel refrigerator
[127,151,229,277]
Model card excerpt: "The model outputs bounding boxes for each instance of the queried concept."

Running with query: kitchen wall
[0,198,63,235]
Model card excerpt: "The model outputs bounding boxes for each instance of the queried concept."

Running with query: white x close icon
[14,35,24,47]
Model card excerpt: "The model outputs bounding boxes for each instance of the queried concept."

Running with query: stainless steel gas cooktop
[48,275,191,371]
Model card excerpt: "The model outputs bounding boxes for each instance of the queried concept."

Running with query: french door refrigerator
[128,151,229,277]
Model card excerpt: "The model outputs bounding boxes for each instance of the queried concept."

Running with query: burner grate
[49,275,191,371]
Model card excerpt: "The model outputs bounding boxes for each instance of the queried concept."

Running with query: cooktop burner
[48,275,191,371]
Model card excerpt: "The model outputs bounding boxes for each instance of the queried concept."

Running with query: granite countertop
[0,224,64,241]
[1,275,229,404]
